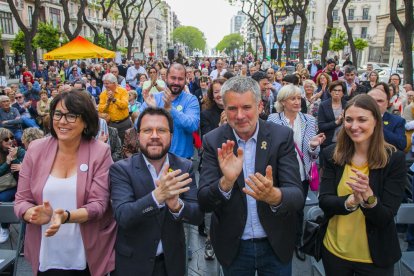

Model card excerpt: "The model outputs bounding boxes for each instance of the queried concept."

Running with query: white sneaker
[0,228,10,243]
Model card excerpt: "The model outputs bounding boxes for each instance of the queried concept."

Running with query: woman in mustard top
[319,94,406,276]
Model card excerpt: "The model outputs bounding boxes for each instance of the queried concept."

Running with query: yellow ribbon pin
[384,121,389,125]
[261,141,267,150]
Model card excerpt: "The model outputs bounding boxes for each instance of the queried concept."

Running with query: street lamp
[283,13,295,63]
[255,34,259,61]
[101,19,112,50]
[149,35,154,57]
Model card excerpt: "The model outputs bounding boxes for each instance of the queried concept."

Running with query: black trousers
[152,254,167,276]
[38,266,91,276]
[296,180,309,246]
[321,245,394,276]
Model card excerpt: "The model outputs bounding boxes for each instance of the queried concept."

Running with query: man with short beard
[110,107,203,276]
[140,63,200,159]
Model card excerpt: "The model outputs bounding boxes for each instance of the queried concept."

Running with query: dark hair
[137,107,174,134]
[329,80,346,93]
[282,74,299,85]
[73,80,86,89]
[251,71,268,83]
[388,73,401,85]
[343,65,356,74]
[222,71,235,80]
[49,90,99,140]
[333,94,395,169]
[205,78,226,109]
[373,82,391,101]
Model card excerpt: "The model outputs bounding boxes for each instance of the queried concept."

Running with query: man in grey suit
[110,107,203,276]
[198,76,304,275]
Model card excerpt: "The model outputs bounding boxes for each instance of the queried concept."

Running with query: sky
[165,0,241,49]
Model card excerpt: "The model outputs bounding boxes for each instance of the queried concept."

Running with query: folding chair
[395,203,414,276]
[0,202,25,276]
[306,206,325,276]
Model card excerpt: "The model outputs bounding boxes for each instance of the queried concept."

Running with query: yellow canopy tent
[43,36,115,60]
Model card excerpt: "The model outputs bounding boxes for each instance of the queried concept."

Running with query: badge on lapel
[261,141,267,150]
[384,121,389,125]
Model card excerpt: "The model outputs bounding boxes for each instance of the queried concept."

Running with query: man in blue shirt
[140,63,200,159]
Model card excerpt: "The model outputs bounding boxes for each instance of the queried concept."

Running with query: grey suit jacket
[110,152,203,276]
[198,119,304,266]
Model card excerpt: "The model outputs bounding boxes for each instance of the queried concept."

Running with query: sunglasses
[15,96,23,99]
[3,136,14,142]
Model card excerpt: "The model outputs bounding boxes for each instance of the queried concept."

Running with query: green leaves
[172,26,206,52]
[216,33,244,55]
[11,30,25,55]
[32,22,60,52]
[354,38,368,51]
[329,28,347,52]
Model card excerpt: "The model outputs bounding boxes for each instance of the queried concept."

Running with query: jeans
[222,239,292,276]
[0,187,16,228]
[21,117,40,128]
[407,175,414,251]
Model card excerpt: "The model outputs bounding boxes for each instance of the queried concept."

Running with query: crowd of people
[0,54,411,275]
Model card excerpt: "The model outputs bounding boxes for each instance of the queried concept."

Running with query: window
[50,8,61,29]
[0,11,13,34]
[384,24,395,51]
[333,9,339,21]
[361,27,367,38]
[28,6,33,27]
[362,8,369,20]
[348,9,354,20]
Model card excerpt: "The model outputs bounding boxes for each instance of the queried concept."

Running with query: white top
[291,114,305,181]
[39,174,86,272]
[209,69,227,80]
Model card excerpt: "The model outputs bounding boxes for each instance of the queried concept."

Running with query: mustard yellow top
[323,163,373,263]
[97,86,129,122]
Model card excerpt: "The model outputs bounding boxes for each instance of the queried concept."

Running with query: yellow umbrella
[43,36,115,60]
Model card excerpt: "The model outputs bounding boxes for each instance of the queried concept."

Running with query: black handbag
[300,213,328,261]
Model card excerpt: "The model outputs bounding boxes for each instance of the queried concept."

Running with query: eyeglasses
[52,111,80,123]
[332,89,343,92]
[149,71,157,74]
[139,128,170,136]
[3,136,14,142]
[15,96,23,99]
[110,71,118,74]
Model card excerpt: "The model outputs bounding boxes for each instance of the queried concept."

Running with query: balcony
[347,15,371,22]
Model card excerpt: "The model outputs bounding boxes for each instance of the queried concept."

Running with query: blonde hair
[275,84,302,112]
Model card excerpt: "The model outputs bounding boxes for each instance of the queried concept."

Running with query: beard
[167,82,184,95]
[140,140,171,161]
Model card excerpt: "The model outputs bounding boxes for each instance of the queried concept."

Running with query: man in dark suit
[110,107,203,276]
[368,88,406,151]
[198,76,304,275]
[342,65,367,101]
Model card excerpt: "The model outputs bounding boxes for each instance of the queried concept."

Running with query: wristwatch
[364,195,376,205]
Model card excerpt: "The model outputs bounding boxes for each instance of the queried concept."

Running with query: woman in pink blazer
[14,90,116,276]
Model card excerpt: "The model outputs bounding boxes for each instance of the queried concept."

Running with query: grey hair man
[198,76,303,275]
[125,58,147,90]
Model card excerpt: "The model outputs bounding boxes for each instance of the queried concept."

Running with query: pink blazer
[14,136,116,276]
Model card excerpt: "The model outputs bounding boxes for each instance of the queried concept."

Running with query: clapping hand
[347,168,373,203]
[45,208,65,237]
[29,201,53,225]
[163,87,172,111]
[154,166,192,207]
[243,165,281,206]
[309,133,326,149]
[143,88,156,108]
[218,140,243,192]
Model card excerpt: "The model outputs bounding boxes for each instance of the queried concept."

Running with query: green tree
[329,28,347,52]
[354,38,368,52]
[11,30,26,55]
[33,22,60,52]
[173,26,206,52]
[216,33,244,56]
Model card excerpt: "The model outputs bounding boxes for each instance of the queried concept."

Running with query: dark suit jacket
[382,112,407,151]
[317,99,347,148]
[343,82,368,102]
[197,119,304,266]
[319,144,406,267]
[110,153,203,276]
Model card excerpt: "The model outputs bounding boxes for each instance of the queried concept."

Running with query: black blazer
[382,112,407,151]
[110,153,203,276]
[319,144,406,267]
[200,104,223,137]
[317,99,347,148]
[198,119,304,266]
